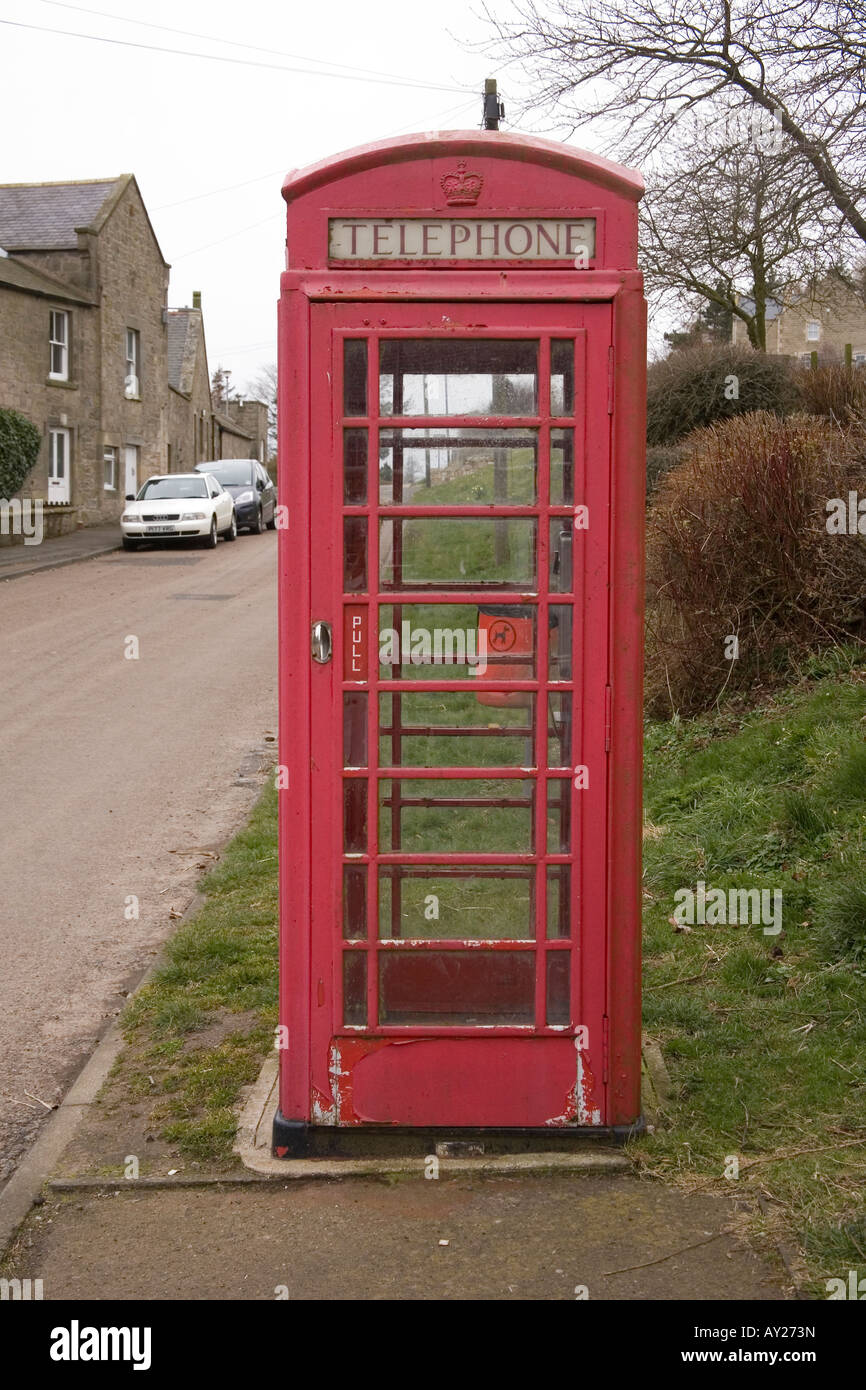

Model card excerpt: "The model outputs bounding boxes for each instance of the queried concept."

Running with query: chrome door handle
[311,621,332,664]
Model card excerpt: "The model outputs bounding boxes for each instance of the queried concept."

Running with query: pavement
[3,1172,787,1301]
[0,522,120,580]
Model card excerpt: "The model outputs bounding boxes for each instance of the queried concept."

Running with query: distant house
[732,283,866,364]
[167,293,262,472]
[0,175,270,540]
[0,175,169,531]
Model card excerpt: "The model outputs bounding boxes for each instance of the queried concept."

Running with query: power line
[37,0,465,91]
[171,213,283,262]
[152,98,482,213]
[0,18,470,93]
[154,169,286,213]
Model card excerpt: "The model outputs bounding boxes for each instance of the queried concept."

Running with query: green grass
[636,653,866,1294]
[116,785,279,1163]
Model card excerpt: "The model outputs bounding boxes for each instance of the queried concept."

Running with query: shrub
[646,411,866,714]
[647,343,799,446]
[646,444,687,499]
[793,363,866,426]
[0,406,41,498]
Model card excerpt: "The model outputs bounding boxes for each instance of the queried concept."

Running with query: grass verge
[108,783,278,1166]
[635,648,866,1295]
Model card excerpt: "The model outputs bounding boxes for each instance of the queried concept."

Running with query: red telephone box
[274,131,645,1154]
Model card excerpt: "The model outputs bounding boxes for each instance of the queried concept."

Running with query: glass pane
[546,951,570,1026]
[379,429,536,505]
[548,605,573,682]
[344,517,367,593]
[344,779,367,853]
[547,865,571,939]
[550,428,574,506]
[547,692,572,767]
[379,340,538,416]
[343,865,367,940]
[379,777,534,853]
[547,778,572,853]
[379,603,537,681]
[343,429,367,504]
[551,341,574,415]
[550,520,574,593]
[343,692,367,767]
[343,339,367,416]
[380,518,535,589]
[379,691,534,768]
[379,950,535,1025]
[379,867,534,939]
[343,951,367,1026]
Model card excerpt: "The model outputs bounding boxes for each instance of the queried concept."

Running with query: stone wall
[0,283,99,522]
[95,180,169,519]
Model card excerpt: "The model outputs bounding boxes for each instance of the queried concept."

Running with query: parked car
[194,459,276,534]
[121,473,237,550]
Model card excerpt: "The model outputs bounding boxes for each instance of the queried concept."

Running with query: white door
[47,428,71,504]
[124,445,139,498]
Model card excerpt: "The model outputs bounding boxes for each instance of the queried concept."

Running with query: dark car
[194,459,276,533]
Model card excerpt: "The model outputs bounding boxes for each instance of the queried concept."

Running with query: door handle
[311,621,332,664]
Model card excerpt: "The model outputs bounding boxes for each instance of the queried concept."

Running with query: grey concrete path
[4,1174,787,1300]
[0,522,120,580]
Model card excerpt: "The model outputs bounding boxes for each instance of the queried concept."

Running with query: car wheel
[250,506,265,535]
[223,510,237,542]
[203,517,218,549]
[122,537,139,551]
[266,506,277,531]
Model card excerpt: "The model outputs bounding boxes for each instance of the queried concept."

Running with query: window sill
[46,378,77,390]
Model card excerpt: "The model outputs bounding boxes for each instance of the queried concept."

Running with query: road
[0,534,277,1185]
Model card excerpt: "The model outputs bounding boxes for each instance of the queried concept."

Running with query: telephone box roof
[282,129,644,204]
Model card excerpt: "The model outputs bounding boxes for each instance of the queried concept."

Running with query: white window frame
[49,309,69,380]
[124,328,140,398]
[806,321,821,341]
[103,446,118,491]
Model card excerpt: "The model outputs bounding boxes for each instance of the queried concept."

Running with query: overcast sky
[0,1,625,393]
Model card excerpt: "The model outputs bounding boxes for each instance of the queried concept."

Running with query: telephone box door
[307,299,612,1128]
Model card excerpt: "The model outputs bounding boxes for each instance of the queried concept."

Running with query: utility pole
[483,78,504,131]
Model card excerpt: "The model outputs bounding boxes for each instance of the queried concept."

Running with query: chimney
[192,290,202,309]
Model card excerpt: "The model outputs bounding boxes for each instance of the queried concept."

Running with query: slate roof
[0,178,123,251]
[167,309,202,396]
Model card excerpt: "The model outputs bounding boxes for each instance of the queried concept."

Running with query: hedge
[0,407,41,498]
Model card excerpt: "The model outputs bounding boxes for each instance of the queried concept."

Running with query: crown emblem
[440,159,483,205]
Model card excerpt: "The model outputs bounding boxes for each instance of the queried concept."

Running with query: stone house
[732,280,866,363]
[0,176,269,539]
[167,293,261,473]
[0,175,170,531]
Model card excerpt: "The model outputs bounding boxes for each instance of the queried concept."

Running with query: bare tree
[248,363,277,459]
[640,111,847,347]
[485,1,866,247]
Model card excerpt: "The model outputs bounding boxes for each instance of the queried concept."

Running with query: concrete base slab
[233,1056,631,1178]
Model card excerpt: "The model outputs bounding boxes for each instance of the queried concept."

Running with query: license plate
[145,525,176,534]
